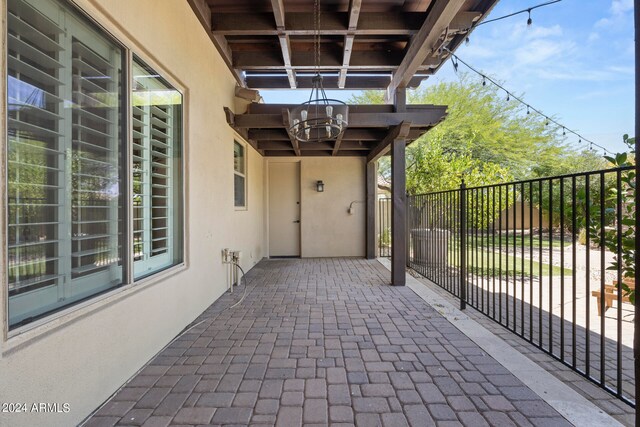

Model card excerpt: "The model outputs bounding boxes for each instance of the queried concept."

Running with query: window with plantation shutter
[7,0,124,327]
[132,58,183,279]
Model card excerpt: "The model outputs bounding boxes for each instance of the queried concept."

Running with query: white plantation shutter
[7,0,124,327]
[132,58,182,279]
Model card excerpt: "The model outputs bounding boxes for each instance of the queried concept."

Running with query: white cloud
[611,0,633,16]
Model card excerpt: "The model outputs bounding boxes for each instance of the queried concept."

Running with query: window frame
[233,139,247,210]
[2,0,188,338]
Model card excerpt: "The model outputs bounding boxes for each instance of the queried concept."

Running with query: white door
[269,162,301,257]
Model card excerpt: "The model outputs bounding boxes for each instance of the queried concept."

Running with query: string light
[444,48,611,154]
[472,1,562,29]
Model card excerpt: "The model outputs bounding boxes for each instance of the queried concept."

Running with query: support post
[391,137,406,286]
[366,161,377,259]
[459,180,467,310]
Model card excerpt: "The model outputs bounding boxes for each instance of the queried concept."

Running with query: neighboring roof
[188,0,499,91]
[378,175,391,192]
[225,103,447,157]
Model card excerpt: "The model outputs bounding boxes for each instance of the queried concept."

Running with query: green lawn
[446,247,570,278]
[475,234,572,249]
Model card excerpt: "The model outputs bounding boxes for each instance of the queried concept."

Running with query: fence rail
[381,166,635,406]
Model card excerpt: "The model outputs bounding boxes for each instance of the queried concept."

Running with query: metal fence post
[460,180,467,310]
[406,192,411,268]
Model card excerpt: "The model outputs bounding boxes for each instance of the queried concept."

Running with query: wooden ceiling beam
[223,107,263,154]
[449,11,482,33]
[332,133,344,156]
[234,108,446,129]
[244,73,428,89]
[250,128,385,141]
[270,0,297,88]
[386,0,465,100]
[211,12,427,36]
[338,0,362,89]
[367,121,412,163]
[282,109,301,156]
[186,0,245,87]
[234,50,406,69]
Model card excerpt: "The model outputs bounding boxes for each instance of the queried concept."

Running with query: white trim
[233,139,248,210]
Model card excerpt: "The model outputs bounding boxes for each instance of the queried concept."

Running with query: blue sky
[262,0,634,154]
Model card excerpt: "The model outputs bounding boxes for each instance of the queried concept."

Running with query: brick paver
[87,258,571,426]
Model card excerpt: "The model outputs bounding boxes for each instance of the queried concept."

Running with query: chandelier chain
[314,0,321,72]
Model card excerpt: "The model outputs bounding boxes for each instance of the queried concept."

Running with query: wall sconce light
[316,180,324,192]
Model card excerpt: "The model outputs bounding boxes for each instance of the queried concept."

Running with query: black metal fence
[400,166,635,406]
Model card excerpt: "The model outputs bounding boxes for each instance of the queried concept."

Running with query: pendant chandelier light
[287,0,348,143]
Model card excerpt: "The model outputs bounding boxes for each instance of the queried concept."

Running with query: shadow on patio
[86,258,571,427]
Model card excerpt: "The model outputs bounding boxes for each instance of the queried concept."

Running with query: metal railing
[404,166,635,406]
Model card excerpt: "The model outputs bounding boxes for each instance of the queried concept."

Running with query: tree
[589,135,636,304]
[350,73,604,192]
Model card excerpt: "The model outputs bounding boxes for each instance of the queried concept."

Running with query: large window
[132,58,183,279]
[6,0,184,329]
[233,140,246,208]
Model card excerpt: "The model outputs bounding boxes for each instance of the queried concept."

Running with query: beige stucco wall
[0,1,265,426]
[266,157,366,258]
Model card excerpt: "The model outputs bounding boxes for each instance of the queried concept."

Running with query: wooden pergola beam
[338,0,362,88]
[249,128,426,142]
[244,73,429,89]
[332,133,344,156]
[223,107,263,154]
[233,50,408,70]
[386,0,465,100]
[270,0,296,88]
[282,109,301,156]
[234,109,445,129]
[366,121,412,163]
[186,0,245,87]
[211,12,428,36]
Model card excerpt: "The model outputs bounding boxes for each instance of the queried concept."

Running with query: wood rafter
[338,0,362,89]
[367,121,412,163]
[270,0,296,88]
[233,110,445,129]
[386,0,465,100]
[282,109,301,156]
[331,133,344,156]
[211,12,427,36]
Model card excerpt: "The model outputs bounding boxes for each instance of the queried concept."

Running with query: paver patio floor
[87,258,571,427]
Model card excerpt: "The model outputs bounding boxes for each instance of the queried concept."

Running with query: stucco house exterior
[0,1,501,425]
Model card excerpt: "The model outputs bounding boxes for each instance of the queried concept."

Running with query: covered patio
[87,258,575,426]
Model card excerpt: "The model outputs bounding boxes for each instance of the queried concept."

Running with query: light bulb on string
[527,9,532,26]
[482,76,486,86]
[526,105,530,115]
[465,36,470,45]
[545,119,549,126]
[506,92,510,101]
[562,127,566,136]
